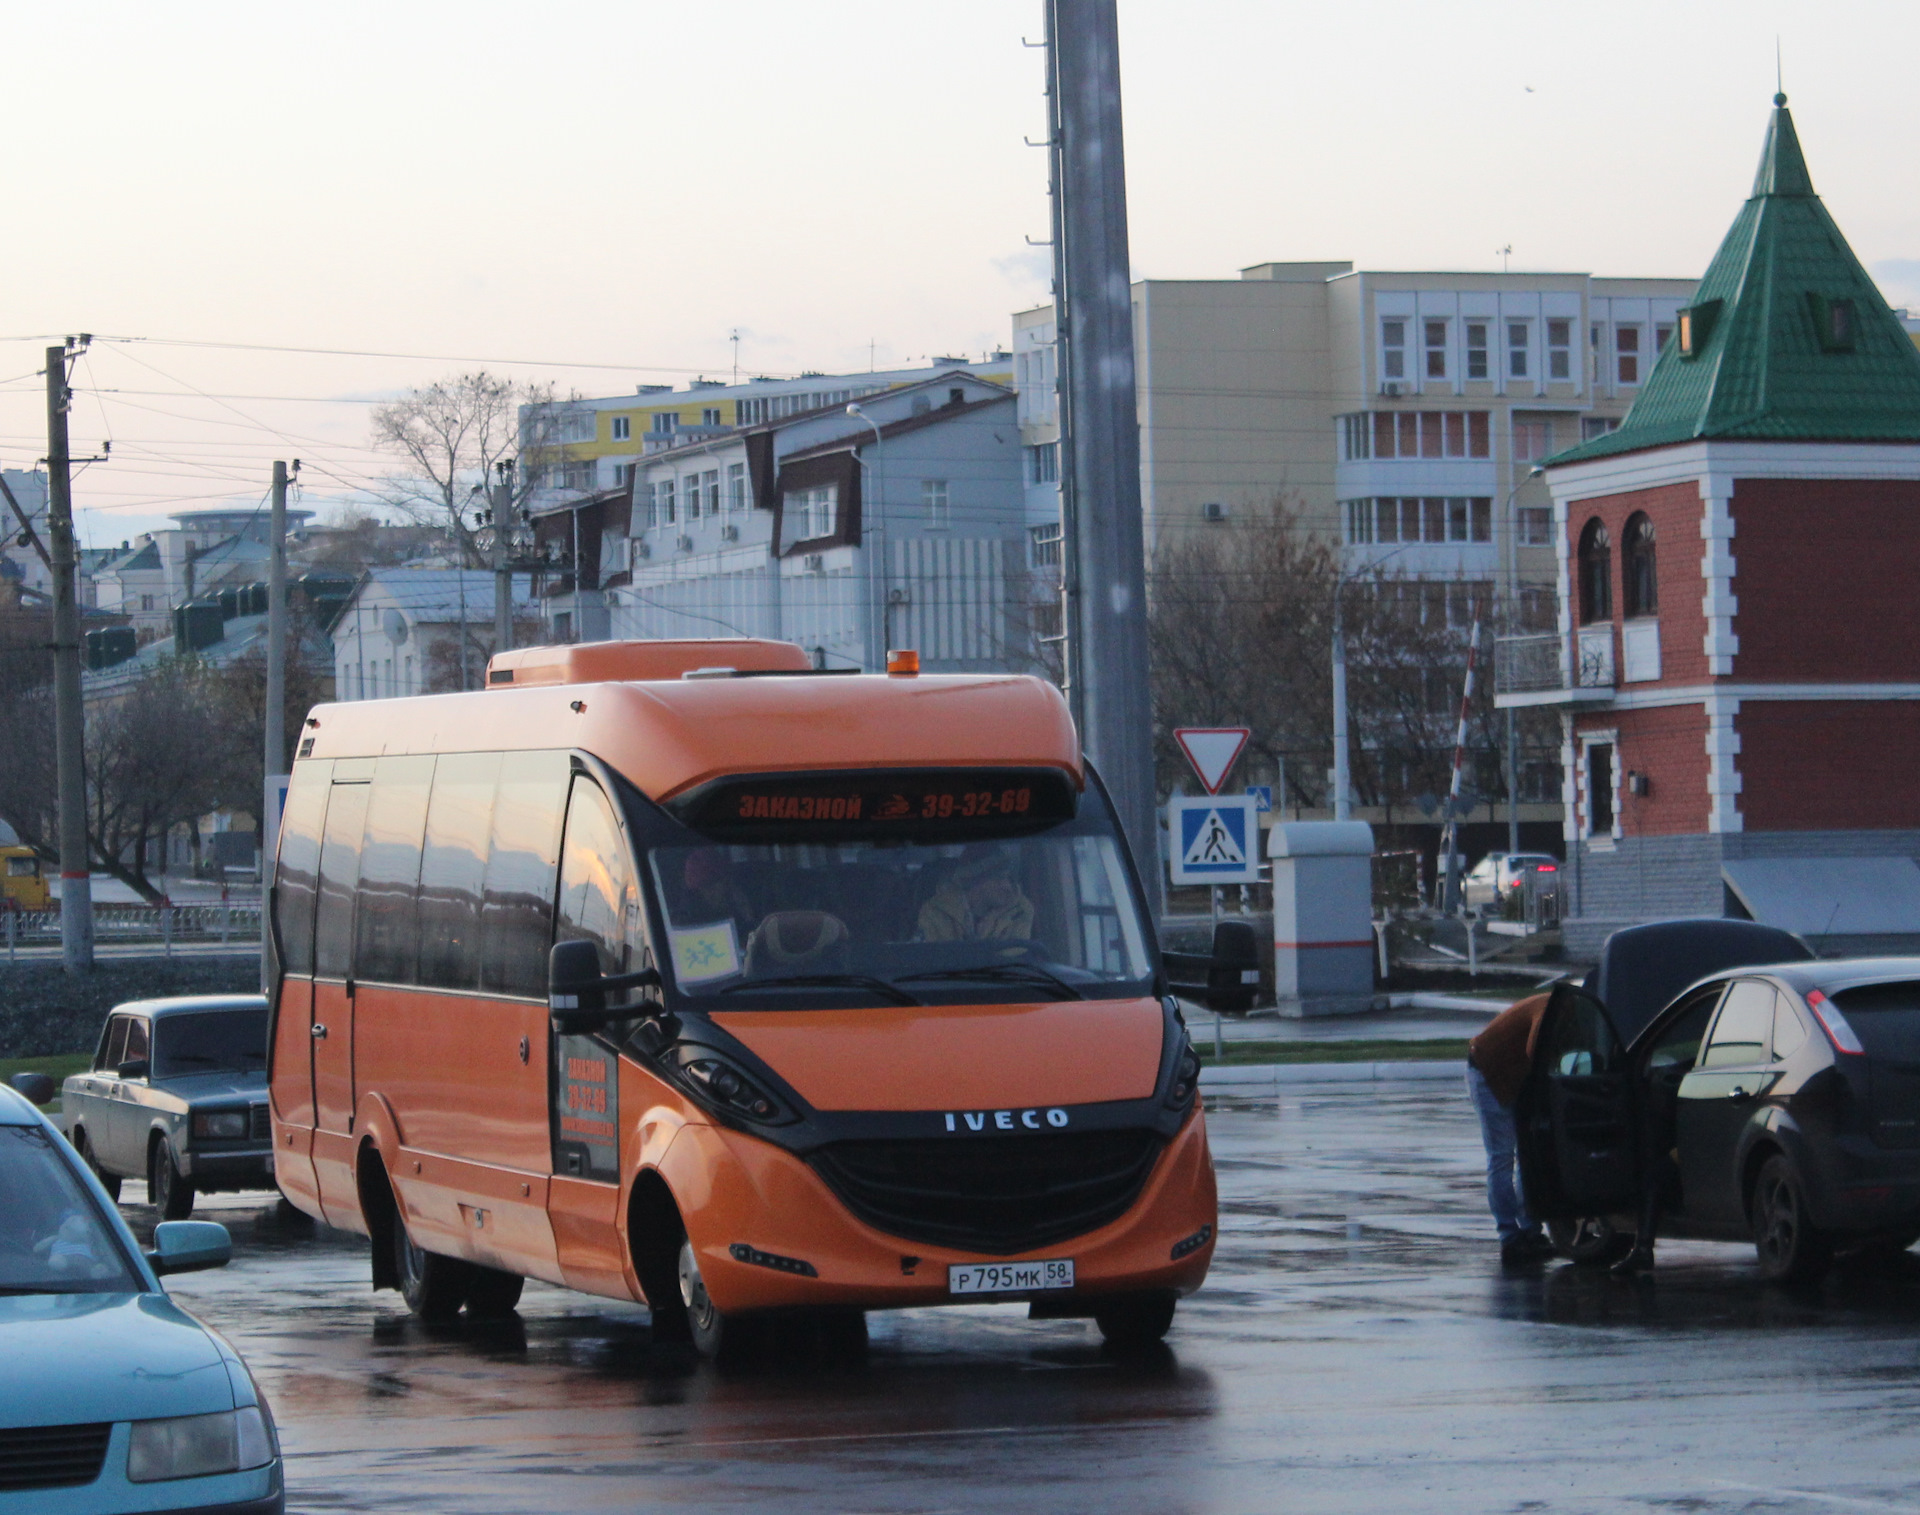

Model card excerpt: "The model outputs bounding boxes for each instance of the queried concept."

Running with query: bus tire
[149,1135,196,1220]
[678,1240,759,1361]
[74,1128,121,1202]
[394,1218,470,1321]
[1094,1294,1176,1350]
[464,1265,525,1319]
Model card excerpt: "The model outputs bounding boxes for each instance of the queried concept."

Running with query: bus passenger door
[267,765,331,1213]
[547,775,645,1296]
[310,780,369,1226]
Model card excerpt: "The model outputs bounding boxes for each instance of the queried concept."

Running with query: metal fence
[3,902,263,960]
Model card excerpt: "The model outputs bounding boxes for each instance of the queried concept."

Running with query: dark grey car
[1520,928,1920,1284]
[62,996,275,1220]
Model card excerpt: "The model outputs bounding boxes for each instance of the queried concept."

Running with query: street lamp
[1500,464,1547,856]
[846,403,887,670]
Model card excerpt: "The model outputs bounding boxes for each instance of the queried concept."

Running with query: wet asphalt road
[137,1087,1920,1515]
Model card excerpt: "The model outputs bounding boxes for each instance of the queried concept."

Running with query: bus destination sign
[673,768,1078,839]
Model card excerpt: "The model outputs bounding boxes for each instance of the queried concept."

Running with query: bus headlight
[127,1406,276,1482]
[1164,1040,1202,1110]
[678,1054,791,1125]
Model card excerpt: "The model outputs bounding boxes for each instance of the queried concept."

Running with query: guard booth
[1268,821,1375,1016]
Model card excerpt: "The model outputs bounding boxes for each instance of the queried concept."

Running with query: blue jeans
[1467,1066,1535,1242]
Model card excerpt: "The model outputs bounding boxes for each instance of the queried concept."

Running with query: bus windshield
[645,786,1154,1007]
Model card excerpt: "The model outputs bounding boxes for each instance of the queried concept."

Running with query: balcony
[1493,628,1616,707]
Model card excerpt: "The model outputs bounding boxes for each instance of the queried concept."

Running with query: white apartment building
[605,371,1044,673]
[1014,261,1695,617]
[91,506,315,640]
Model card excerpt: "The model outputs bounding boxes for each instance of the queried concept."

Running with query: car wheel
[1751,1154,1834,1285]
[1547,1217,1634,1267]
[149,1136,195,1220]
[464,1264,525,1320]
[393,1217,471,1321]
[1094,1294,1177,1350]
[73,1128,121,1202]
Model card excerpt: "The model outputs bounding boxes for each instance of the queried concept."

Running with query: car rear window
[0,1126,143,1293]
[1831,983,1920,1059]
[151,1009,269,1078]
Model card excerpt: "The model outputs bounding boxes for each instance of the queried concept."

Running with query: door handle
[311,1023,329,1040]
[1727,1085,1749,1100]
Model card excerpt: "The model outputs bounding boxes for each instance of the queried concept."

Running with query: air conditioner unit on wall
[721,524,739,541]
[676,535,694,552]
[1379,381,1405,398]
[1202,502,1227,523]
[802,553,825,574]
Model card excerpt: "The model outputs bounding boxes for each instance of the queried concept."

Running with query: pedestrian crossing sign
[1168,795,1261,884]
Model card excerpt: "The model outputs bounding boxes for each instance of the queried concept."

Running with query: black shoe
[1501,1231,1555,1266]
[1609,1244,1655,1278]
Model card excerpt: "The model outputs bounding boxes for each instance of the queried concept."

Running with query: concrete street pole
[46,341,93,971]
[1331,590,1352,823]
[1047,0,1159,910]
[846,404,885,669]
[262,460,289,988]
[493,460,513,662]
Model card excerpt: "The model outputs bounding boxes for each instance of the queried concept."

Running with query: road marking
[1712,1480,1920,1513]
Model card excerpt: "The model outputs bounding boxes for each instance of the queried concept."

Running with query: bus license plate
[948,1259,1075,1295]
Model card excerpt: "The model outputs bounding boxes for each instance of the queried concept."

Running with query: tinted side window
[1700,980,1775,1068]
[1538,989,1619,1076]
[418,753,499,991]
[122,1018,150,1066]
[480,750,569,997]
[314,783,371,979]
[1647,988,1723,1071]
[1773,995,1810,1059]
[354,756,434,985]
[274,762,333,977]
[556,779,643,979]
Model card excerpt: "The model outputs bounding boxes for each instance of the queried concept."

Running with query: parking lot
[117,1084,1920,1514]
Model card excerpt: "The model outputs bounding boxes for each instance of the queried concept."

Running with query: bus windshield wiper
[713,974,924,1007]
[894,963,1086,1000]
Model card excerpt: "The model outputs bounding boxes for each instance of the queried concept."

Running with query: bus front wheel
[1094,1295,1176,1351]
[678,1241,760,1360]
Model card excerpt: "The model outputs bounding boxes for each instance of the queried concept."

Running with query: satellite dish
[382,608,408,646]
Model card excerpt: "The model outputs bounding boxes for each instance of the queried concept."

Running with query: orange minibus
[267,637,1224,1355]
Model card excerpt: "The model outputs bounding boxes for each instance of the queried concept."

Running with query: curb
[1201,1059,1466,1092]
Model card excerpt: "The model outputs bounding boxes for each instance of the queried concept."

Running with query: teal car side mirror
[147,1220,232,1276]
[7,1071,55,1105]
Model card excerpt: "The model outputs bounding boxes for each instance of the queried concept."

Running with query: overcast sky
[4,0,1915,543]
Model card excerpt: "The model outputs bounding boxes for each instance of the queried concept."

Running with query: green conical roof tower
[1551,95,1920,465]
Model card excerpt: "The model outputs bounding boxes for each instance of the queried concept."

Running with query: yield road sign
[1173,727,1251,794]
[1168,795,1261,884]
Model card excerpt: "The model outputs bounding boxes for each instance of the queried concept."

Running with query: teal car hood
[0,1291,235,1427]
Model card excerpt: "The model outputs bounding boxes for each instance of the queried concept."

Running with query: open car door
[1515,982,1639,1219]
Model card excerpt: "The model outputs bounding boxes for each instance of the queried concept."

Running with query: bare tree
[86,658,226,900]
[370,372,586,567]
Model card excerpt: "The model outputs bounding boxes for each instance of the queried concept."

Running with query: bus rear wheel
[394,1221,470,1321]
[1094,1294,1176,1351]
[464,1265,525,1319]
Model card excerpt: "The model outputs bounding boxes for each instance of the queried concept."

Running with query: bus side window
[274,763,332,978]
[556,778,643,979]
[481,751,569,997]
[353,756,433,986]
[418,753,501,992]
[314,784,371,981]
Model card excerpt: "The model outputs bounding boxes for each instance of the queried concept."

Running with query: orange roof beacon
[267,638,1222,1357]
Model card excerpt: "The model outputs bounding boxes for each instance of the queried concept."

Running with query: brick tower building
[1499,95,1920,955]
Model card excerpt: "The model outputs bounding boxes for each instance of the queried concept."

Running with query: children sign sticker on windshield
[1168,795,1261,884]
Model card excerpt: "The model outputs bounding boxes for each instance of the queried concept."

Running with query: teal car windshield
[0,1126,142,1293]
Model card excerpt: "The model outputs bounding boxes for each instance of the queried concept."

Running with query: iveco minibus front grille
[0,1421,112,1490]
[809,1129,1163,1255]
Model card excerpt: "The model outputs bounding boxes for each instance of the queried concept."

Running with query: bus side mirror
[550,941,611,1033]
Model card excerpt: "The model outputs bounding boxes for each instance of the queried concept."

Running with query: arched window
[1578,518,1612,625]
[1623,512,1658,618]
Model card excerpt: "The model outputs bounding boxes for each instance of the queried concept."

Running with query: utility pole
[262,460,290,988]
[1331,591,1352,823]
[1045,0,1158,910]
[493,460,514,663]
[46,340,93,972]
